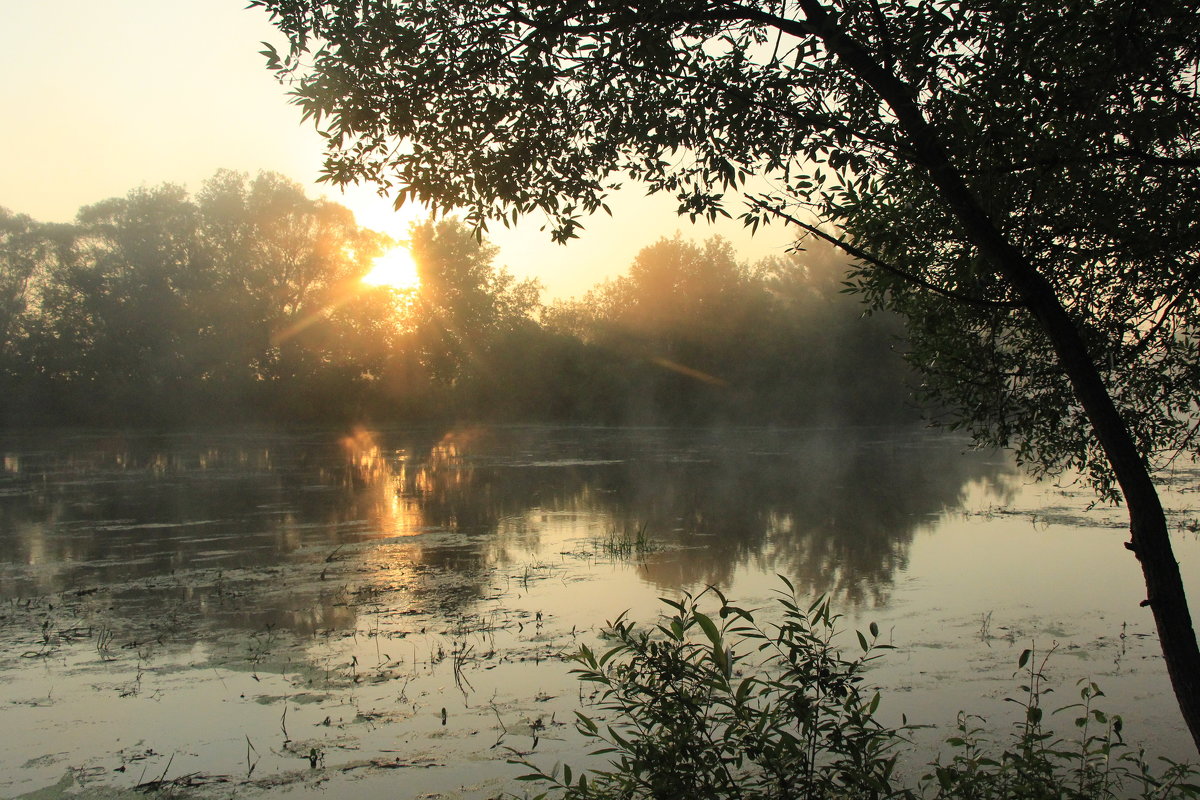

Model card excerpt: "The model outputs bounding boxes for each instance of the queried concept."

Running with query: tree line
[0,170,916,428]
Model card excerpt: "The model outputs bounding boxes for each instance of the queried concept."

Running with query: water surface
[2,426,1197,797]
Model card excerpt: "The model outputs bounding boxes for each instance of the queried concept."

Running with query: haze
[0,0,794,299]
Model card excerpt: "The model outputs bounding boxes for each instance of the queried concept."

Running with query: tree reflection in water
[0,425,1014,628]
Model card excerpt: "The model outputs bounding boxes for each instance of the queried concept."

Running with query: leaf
[661,597,685,613]
[694,612,722,649]
[1018,649,1031,669]
[712,643,729,677]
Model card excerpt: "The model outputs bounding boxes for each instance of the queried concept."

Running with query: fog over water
[2,425,1198,798]
[1,425,1005,604]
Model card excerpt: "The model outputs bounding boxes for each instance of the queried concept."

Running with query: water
[1,425,1198,798]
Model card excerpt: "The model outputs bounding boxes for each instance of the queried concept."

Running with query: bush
[512,582,1200,800]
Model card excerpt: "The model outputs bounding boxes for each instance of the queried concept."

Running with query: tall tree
[18,173,396,423]
[0,209,62,421]
[408,216,541,388]
[0,209,52,350]
[26,185,213,417]
[547,235,911,424]
[255,0,1200,745]
[196,169,395,392]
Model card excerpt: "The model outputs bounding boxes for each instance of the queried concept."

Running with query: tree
[579,235,761,422]
[0,209,64,422]
[0,209,52,350]
[24,184,215,419]
[195,170,397,416]
[546,234,913,424]
[254,0,1200,746]
[13,172,397,424]
[408,216,541,392]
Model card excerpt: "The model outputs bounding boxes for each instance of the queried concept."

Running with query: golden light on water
[339,427,425,538]
[363,246,421,291]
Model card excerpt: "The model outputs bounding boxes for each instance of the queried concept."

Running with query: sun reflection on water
[340,427,426,537]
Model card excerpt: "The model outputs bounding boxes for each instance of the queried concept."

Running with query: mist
[0,171,916,431]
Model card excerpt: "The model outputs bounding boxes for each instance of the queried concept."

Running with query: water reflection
[0,426,1015,626]
[631,433,1017,605]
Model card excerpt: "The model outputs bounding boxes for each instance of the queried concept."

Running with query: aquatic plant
[596,523,656,561]
[512,582,1200,800]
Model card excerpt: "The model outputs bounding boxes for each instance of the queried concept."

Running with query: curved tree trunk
[1007,263,1200,755]
[788,0,1200,751]
[908,92,1200,758]
[907,101,1200,757]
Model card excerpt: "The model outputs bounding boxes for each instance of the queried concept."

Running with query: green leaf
[575,711,598,734]
[694,612,722,649]
[712,643,729,676]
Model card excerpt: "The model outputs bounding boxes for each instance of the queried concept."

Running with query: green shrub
[512,581,1200,800]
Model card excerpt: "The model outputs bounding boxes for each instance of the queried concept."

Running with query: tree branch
[747,197,1024,309]
[1127,264,1200,360]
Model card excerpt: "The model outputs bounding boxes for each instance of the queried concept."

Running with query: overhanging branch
[748,197,1024,309]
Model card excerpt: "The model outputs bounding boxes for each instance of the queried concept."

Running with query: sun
[363,246,421,291]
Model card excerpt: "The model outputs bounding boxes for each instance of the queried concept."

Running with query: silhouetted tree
[0,209,51,349]
[546,235,912,424]
[11,173,398,423]
[408,217,542,414]
[0,209,64,422]
[197,170,398,416]
[256,0,1200,747]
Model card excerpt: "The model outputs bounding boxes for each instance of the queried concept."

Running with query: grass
[596,522,656,560]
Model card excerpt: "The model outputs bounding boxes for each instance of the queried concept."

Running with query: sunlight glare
[363,246,421,291]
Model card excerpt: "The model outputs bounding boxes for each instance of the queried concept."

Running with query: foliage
[0,209,56,352]
[829,5,1200,496]
[253,0,1200,493]
[1,185,912,427]
[252,0,1200,746]
[2,172,402,424]
[513,587,1200,800]
[545,234,914,425]
[514,583,908,799]
[924,648,1200,800]
[409,216,542,386]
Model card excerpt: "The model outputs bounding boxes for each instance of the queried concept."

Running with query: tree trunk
[913,101,1200,757]
[792,0,1200,751]
[1004,258,1200,755]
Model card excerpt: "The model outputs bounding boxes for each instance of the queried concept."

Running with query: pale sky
[1,1,797,299]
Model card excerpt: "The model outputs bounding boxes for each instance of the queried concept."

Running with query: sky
[1,1,798,299]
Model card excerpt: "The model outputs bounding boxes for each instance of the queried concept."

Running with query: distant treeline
[0,171,918,428]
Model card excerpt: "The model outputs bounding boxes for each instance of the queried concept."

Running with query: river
[1,425,1198,798]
